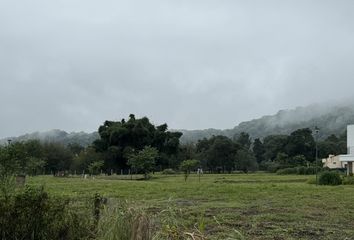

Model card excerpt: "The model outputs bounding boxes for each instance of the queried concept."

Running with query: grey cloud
[1,0,354,138]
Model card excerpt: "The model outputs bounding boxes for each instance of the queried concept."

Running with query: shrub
[297,166,306,175]
[180,159,199,181]
[318,171,342,186]
[0,186,93,240]
[0,186,154,240]
[162,168,176,175]
[342,176,354,185]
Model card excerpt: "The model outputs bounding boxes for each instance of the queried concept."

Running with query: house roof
[339,155,354,162]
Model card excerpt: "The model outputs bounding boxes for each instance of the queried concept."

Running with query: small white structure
[322,155,344,169]
[339,125,354,176]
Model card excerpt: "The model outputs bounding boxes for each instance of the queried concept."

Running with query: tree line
[0,115,347,177]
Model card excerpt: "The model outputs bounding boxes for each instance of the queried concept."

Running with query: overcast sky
[1,0,354,138]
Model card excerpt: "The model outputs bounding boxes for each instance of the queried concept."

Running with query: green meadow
[28,173,354,240]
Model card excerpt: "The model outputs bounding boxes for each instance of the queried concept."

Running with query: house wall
[322,155,344,169]
[338,125,354,175]
[324,155,354,173]
[347,125,354,154]
[342,162,354,173]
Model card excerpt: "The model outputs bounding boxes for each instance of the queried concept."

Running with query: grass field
[28,173,354,240]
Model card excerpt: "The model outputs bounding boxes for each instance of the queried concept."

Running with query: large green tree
[235,149,258,173]
[196,135,239,173]
[285,128,315,161]
[318,134,347,158]
[42,142,73,173]
[93,115,182,172]
[253,138,265,163]
[71,147,103,173]
[234,132,252,150]
[263,135,288,161]
[177,143,196,164]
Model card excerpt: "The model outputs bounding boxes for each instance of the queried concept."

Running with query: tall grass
[96,200,151,240]
[0,186,94,240]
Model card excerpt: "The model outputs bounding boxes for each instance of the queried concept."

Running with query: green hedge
[318,171,342,186]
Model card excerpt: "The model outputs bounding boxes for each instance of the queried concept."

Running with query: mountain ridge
[178,103,354,143]
[0,129,99,147]
[2,102,354,145]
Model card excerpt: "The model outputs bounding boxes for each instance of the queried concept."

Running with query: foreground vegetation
[18,173,354,239]
[1,115,353,239]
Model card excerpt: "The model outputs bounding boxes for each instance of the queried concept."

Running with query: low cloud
[1,0,354,137]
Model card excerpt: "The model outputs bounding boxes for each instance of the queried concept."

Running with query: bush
[318,171,342,186]
[162,168,177,175]
[297,166,306,175]
[0,185,156,240]
[342,176,354,185]
[0,186,93,240]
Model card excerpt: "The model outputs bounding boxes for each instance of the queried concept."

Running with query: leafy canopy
[127,146,159,179]
[94,114,182,171]
[180,159,199,181]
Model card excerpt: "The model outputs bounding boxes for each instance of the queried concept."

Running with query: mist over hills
[179,103,354,143]
[0,130,99,147]
[1,103,354,145]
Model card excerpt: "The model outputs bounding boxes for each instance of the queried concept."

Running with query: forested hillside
[2,103,354,145]
[0,130,99,147]
[179,103,354,143]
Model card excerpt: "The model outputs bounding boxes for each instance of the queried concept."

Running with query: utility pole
[314,126,320,185]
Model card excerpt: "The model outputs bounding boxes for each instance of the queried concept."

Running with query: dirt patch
[241,206,260,216]
[204,207,241,217]
[291,227,327,239]
[256,221,278,230]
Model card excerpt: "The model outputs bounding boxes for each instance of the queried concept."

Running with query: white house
[339,125,354,176]
[322,155,344,169]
